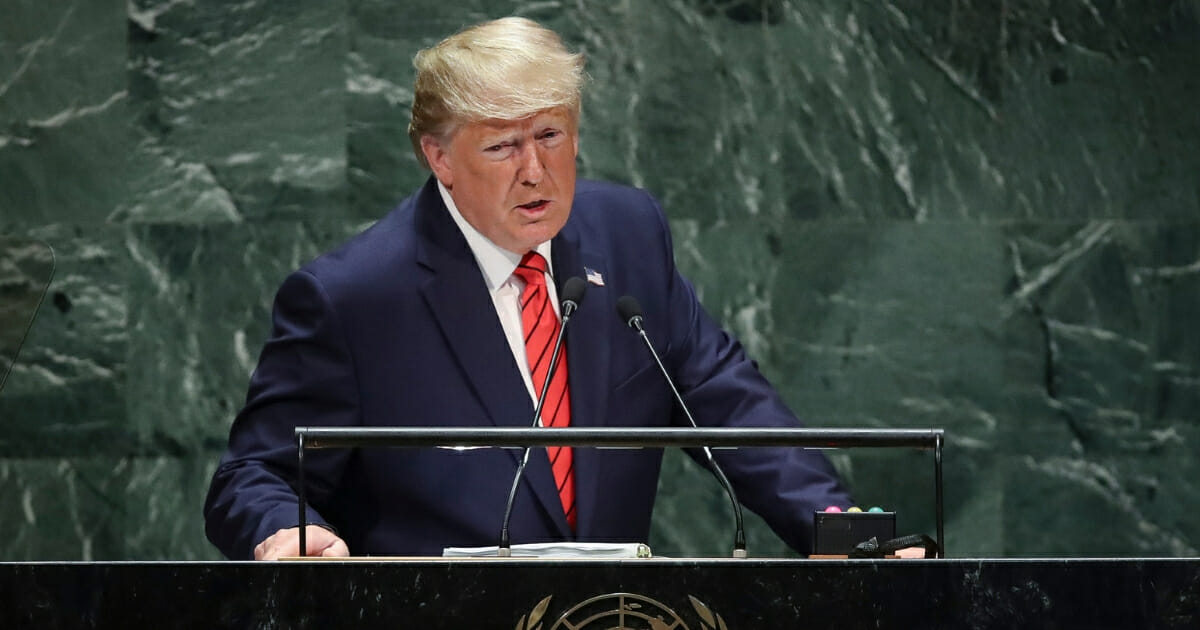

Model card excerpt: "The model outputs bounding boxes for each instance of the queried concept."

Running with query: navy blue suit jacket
[204,177,850,559]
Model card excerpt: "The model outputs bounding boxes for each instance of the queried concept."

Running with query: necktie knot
[515,251,549,287]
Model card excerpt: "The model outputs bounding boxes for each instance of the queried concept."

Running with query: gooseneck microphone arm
[616,295,748,558]
[498,276,587,557]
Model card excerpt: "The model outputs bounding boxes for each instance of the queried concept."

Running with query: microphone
[498,275,587,556]
[559,276,586,319]
[615,295,748,558]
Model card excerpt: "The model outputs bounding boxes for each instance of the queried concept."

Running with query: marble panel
[1005,222,1200,457]
[659,218,1018,557]
[0,225,129,457]
[124,0,348,223]
[0,455,222,561]
[994,221,1200,555]
[124,220,369,450]
[345,1,1199,224]
[680,219,1200,557]
[117,455,225,560]
[877,0,1200,222]
[0,457,129,561]
[0,0,130,226]
[1004,452,1200,557]
[348,0,457,217]
[0,237,55,392]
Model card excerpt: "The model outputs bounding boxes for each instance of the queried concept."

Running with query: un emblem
[515,593,729,630]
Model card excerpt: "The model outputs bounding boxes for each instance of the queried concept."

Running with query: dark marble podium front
[2,558,1197,628]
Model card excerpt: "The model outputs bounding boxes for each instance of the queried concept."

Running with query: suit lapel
[552,219,611,539]
[415,178,572,539]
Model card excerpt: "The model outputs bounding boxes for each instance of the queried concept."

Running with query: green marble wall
[1,0,1197,560]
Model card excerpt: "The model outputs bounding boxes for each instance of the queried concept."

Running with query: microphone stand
[497,277,585,557]
[620,297,748,558]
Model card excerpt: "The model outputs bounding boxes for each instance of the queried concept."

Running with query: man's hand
[254,525,350,560]
[893,546,927,559]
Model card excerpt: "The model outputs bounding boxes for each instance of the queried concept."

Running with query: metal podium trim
[293,426,946,558]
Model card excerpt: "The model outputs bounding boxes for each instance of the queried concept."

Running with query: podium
[2,558,1198,627]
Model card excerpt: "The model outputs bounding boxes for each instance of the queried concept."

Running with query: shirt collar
[438,180,553,291]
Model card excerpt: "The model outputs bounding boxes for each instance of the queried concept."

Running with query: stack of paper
[442,542,651,558]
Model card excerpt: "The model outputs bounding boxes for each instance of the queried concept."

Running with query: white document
[442,541,651,558]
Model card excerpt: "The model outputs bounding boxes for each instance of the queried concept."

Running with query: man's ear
[420,135,453,187]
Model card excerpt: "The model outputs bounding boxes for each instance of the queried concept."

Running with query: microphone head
[616,295,644,329]
[560,276,587,314]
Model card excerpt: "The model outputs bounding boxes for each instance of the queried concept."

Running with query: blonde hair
[408,17,586,168]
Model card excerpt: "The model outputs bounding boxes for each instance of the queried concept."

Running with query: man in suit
[204,16,851,560]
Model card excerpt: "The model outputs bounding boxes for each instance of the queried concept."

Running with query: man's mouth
[517,200,550,211]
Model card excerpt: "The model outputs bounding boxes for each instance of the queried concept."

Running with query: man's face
[422,107,579,254]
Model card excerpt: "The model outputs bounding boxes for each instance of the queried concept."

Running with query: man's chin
[511,222,567,252]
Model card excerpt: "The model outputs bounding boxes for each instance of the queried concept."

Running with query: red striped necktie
[513,251,576,530]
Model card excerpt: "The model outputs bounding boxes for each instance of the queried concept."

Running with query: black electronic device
[812,510,897,556]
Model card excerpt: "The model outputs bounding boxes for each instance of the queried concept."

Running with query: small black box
[812,511,897,556]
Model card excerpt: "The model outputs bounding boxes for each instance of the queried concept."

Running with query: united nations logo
[515,593,729,630]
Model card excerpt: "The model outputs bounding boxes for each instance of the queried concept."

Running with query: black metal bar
[295,427,942,450]
[935,432,945,558]
[297,432,306,558]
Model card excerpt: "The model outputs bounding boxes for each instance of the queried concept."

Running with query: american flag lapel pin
[584,267,605,286]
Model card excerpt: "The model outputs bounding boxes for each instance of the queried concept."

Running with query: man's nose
[518,143,545,185]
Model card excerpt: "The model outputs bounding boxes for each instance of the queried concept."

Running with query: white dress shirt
[438,180,561,407]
